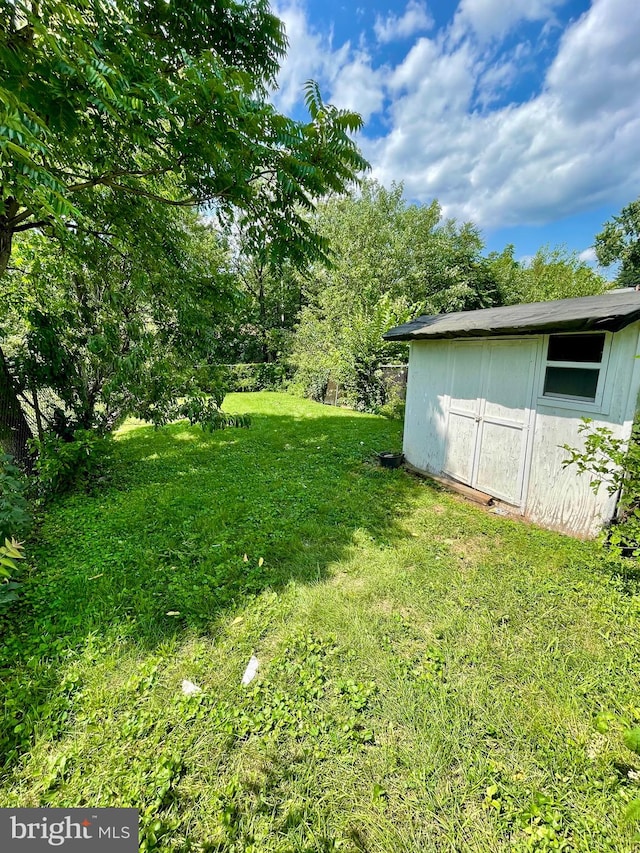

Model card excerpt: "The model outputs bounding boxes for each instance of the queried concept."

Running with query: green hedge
[221,363,291,393]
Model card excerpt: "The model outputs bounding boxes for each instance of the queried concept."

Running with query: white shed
[384,290,640,537]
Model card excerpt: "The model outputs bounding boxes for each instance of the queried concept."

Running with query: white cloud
[452,0,564,42]
[270,0,640,233]
[367,0,640,228]
[546,0,640,122]
[475,59,517,108]
[271,0,350,112]
[329,52,386,122]
[272,1,387,124]
[374,1,434,44]
[579,247,597,263]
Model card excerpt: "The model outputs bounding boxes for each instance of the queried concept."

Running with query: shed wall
[525,322,640,536]
[403,341,450,476]
[402,322,640,537]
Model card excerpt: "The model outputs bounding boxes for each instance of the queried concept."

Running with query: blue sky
[269,0,640,269]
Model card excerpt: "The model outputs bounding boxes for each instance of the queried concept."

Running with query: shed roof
[383,290,640,342]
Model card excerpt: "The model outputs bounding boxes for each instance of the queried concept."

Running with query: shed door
[442,342,484,485]
[443,340,536,507]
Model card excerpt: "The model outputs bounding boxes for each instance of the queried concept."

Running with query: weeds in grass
[0,393,639,851]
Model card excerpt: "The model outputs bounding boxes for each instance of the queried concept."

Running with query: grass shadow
[0,394,416,772]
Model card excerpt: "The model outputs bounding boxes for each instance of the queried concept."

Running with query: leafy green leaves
[0,536,25,606]
[595,197,640,287]
[0,0,367,272]
[6,196,235,433]
[492,245,609,305]
[624,728,640,755]
[177,396,251,432]
[289,180,502,410]
[0,454,31,542]
[563,418,640,557]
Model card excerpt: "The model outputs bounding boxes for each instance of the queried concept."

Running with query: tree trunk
[0,200,19,276]
[0,204,34,468]
[0,346,34,469]
[30,381,45,441]
[258,273,269,363]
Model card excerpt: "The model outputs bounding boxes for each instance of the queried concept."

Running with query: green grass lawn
[1,392,640,852]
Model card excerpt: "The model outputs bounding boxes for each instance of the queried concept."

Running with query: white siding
[402,322,640,537]
[403,341,450,476]
[525,323,640,537]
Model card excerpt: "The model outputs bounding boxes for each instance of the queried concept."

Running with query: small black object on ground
[377,451,404,469]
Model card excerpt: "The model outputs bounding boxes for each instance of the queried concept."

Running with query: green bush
[375,393,406,421]
[563,418,640,557]
[0,457,31,610]
[0,537,25,607]
[30,429,111,498]
[177,396,251,432]
[222,363,290,393]
[0,455,32,542]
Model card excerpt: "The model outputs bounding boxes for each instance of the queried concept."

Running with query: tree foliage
[300,182,499,313]
[222,230,302,364]
[0,0,368,460]
[563,419,640,558]
[290,181,502,409]
[491,245,609,305]
[595,198,640,287]
[2,192,235,433]
[0,0,367,273]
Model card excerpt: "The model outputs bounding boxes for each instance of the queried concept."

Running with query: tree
[2,192,235,434]
[290,181,501,409]
[490,245,609,305]
[223,229,303,364]
[0,0,367,273]
[0,0,367,456]
[595,198,640,286]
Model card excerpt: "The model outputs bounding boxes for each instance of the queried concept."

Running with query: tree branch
[8,208,35,228]
[13,220,50,233]
[97,180,196,206]
[66,162,182,193]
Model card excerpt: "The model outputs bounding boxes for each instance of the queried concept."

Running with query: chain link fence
[0,354,34,468]
[323,364,408,409]
[0,349,65,469]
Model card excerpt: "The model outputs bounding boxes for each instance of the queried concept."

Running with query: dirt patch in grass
[444,534,495,566]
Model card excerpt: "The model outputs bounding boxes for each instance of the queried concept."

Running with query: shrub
[0,454,32,542]
[563,418,640,556]
[30,429,111,498]
[177,397,251,431]
[0,537,25,608]
[223,363,290,393]
[0,457,31,610]
[376,393,406,421]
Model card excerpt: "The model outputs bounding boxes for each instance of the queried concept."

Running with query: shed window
[542,333,606,403]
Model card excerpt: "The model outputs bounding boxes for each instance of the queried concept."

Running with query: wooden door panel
[443,343,484,484]
[443,411,478,484]
[475,421,527,504]
[442,339,536,506]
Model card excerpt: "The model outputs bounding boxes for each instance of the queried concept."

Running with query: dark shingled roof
[383,290,640,342]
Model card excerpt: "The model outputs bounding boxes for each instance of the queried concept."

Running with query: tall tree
[3,192,236,433]
[595,198,640,286]
[290,181,501,409]
[490,245,609,305]
[225,230,303,364]
[0,1,367,273]
[0,0,367,456]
